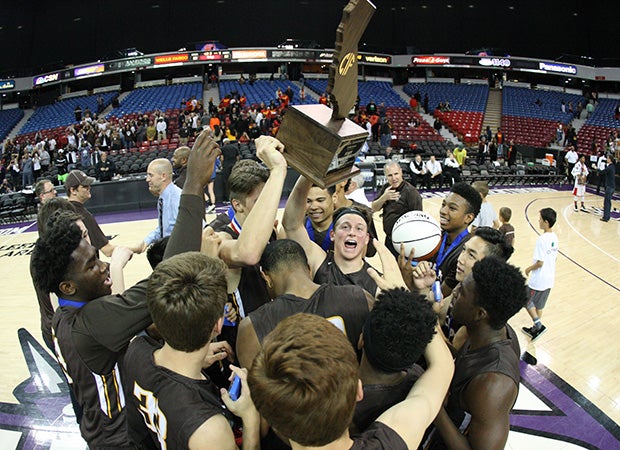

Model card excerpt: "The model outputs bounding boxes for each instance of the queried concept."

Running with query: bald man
[172,145,190,189]
[137,158,182,253]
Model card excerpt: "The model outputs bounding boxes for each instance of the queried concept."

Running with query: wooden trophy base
[277,104,369,188]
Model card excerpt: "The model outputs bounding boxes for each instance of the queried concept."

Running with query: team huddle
[31,133,557,450]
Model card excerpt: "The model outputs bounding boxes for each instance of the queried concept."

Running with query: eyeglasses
[43,188,56,194]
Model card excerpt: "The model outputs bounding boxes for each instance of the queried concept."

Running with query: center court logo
[339,52,356,76]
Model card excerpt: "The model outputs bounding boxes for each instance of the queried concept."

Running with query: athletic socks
[533,318,542,330]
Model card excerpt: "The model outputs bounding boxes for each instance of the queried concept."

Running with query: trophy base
[277,104,368,188]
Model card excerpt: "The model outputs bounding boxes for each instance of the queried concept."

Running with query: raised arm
[219,136,287,268]
[281,174,327,275]
[375,325,454,448]
[164,132,220,259]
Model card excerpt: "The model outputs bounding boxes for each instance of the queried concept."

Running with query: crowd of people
[28,115,601,449]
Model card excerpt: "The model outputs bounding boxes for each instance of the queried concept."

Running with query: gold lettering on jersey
[339,52,356,76]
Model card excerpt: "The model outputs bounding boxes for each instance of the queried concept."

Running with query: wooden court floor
[0,186,618,449]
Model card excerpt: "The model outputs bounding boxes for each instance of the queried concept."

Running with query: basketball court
[0,185,618,449]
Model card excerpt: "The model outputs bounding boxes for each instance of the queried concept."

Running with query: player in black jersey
[123,252,260,450]
[434,182,481,297]
[31,132,220,448]
[236,239,375,369]
[429,257,527,450]
[283,175,378,296]
[248,312,453,450]
[353,288,437,434]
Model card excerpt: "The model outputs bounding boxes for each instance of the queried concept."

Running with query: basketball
[391,211,442,261]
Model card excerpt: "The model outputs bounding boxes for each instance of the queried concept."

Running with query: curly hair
[249,313,358,447]
[450,182,482,217]
[473,226,514,261]
[364,288,436,373]
[147,252,227,352]
[471,256,527,330]
[32,211,83,297]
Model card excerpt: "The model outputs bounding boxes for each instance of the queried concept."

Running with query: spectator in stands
[489,137,498,162]
[21,152,34,187]
[556,123,563,144]
[453,146,468,166]
[561,100,566,113]
[426,155,444,188]
[32,151,42,181]
[95,151,115,182]
[485,126,493,143]
[495,128,505,159]
[0,178,13,194]
[146,120,157,142]
[55,150,68,175]
[40,146,50,174]
[380,117,392,147]
[423,93,429,114]
[410,154,430,189]
[478,136,489,164]
[434,117,442,133]
[74,105,82,123]
[156,117,167,141]
[443,150,461,186]
[366,99,377,115]
[585,101,594,118]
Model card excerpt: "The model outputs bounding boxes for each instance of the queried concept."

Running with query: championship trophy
[276,0,376,188]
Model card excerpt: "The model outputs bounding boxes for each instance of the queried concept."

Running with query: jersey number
[134,382,168,450]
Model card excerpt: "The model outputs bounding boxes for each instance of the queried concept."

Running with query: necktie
[158,197,164,238]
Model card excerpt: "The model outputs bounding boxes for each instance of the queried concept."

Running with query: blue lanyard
[58,298,88,309]
[435,229,469,268]
[305,217,333,251]
[227,206,242,235]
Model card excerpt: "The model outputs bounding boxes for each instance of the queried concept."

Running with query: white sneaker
[206,204,216,213]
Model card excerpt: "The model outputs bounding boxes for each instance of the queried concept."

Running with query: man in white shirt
[564,146,579,183]
[426,155,444,188]
[522,208,559,341]
[409,154,430,189]
[156,118,167,140]
[443,150,461,186]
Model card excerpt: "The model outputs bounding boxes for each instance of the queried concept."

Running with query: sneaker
[206,204,216,213]
[521,326,535,338]
[529,325,547,342]
[574,206,579,212]
[580,206,588,212]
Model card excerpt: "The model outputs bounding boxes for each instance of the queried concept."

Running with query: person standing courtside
[136,158,182,254]
[171,145,190,189]
[600,154,616,222]
[65,169,117,257]
[372,161,422,257]
[522,207,559,341]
